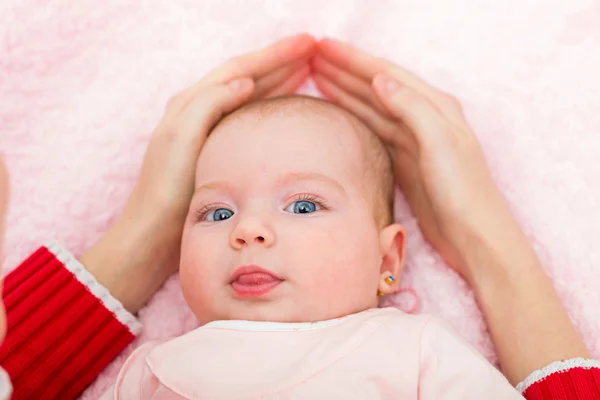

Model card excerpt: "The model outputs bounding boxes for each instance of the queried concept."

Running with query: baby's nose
[230,217,275,249]
[234,235,265,247]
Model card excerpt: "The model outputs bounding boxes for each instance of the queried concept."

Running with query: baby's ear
[377,224,405,295]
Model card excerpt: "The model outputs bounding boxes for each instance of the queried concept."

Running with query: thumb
[372,74,446,147]
[177,77,255,144]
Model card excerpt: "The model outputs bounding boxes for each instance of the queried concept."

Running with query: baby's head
[180,95,405,324]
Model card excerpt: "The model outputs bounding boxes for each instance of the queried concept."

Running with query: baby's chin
[196,301,375,325]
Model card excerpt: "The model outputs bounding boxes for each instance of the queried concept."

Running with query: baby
[102,95,523,399]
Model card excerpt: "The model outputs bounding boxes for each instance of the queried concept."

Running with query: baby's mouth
[230,266,283,298]
[234,272,282,286]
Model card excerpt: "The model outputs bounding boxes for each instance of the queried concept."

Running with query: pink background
[1,0,599,397]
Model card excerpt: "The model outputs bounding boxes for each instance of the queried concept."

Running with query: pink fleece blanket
[1,1,599,397]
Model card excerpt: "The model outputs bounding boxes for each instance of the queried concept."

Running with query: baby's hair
[213,95,395,227]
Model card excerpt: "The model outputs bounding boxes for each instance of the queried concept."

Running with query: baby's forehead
[208,95,378,177]
[218,96,356,134]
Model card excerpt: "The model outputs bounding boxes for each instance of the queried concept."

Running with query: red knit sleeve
[519,359,600,400]
[0,241,141,399]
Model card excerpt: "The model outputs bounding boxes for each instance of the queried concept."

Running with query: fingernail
[228,78,251,92]
[374,75,400,94]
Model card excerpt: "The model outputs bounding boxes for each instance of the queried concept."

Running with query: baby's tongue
[236,273,278,285]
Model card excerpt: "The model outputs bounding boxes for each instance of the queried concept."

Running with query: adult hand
[82,34,316,313]
[312,38,512,282]
[126,33,315,243]
[313,39,592,385]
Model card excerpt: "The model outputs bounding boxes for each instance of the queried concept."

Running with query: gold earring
[377,275,395,297]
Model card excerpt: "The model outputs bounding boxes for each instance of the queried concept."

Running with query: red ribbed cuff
[520,359,600,400]
[0,242,141,399]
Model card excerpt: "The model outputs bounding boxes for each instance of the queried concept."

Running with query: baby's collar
[202,307,381,332]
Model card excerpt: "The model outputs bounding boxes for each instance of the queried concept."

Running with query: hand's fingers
[167,34,315,115]
[312,55,391,117]
[253,58,307,99]
[203,34,316,85]
[318,38,432,96]
[175,78,255,150]
[313,74,408,147]
[264,65,311,98]
[318,38,466,127]
[372,74,450,148]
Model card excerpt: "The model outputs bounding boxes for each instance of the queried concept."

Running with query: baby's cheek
[179,232,225,318]
[310,223,379,293]
[335,229,381,286]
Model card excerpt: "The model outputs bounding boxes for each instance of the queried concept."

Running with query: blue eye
[285,200,319,214]
[206,208,234,222]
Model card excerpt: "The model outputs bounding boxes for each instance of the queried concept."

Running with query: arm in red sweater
[0,241,141,400]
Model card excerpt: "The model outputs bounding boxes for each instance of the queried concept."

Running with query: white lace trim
[0,367,12,400]
[44,239,142,335]
[516,357,600,393]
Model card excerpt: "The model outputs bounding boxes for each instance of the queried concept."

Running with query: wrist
[458,215,591,383]
[80,209,180,313]
[455,205,536,290]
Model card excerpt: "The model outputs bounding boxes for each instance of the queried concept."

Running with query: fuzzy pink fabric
[1,0,599,398]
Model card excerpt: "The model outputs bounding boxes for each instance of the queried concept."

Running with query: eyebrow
[193,172,347,197]
[193,180,231,196]
[277,172,347,196]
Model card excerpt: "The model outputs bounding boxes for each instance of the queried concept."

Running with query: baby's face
[180,110,398,324]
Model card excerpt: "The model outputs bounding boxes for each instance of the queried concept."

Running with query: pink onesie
[101,307,523,399]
